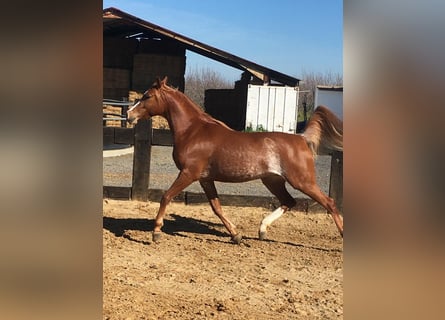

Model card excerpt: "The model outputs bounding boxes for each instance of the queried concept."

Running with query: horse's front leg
[153,170,194,242]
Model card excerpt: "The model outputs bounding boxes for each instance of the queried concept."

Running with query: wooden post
[121,104,129,128]
[329,151,343,213]
[131,119,152,201]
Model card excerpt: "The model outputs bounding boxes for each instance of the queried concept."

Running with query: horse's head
[127,76,169,125]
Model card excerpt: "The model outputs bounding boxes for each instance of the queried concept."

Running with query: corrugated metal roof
[103,7,300,86]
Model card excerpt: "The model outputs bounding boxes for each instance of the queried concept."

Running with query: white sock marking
[260,207,285,233]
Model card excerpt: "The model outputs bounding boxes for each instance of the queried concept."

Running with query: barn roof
[316,85,343,91]
[103,7,300,86]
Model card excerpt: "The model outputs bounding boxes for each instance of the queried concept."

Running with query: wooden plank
[131,119,152,201]
[114,127,134,145]
[103,186,325,213]
[147,189,185,203]
[329,151,343,212]
[103,186,131,199]
[152,129,174,146]
[103,127,115,146]
[181,191,322,212]
[121,105,129,128]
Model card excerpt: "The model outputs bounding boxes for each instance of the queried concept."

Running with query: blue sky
[103,0,342,82]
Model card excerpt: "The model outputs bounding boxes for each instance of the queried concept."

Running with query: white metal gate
[245,84,299,133]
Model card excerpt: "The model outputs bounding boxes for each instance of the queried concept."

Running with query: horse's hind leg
[259,176,297,240]
[295,182,343,237]
[199,180,241,244]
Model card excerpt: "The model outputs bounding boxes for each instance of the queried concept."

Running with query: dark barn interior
[103,7,300,130]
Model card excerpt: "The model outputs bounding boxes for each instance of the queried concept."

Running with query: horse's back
[222,130,306,149]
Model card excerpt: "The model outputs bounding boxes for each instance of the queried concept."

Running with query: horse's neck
[164,94,203,136]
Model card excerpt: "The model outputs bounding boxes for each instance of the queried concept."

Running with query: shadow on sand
[103,213,342,252]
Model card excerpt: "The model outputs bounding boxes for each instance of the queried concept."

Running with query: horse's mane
[160,84,234,131]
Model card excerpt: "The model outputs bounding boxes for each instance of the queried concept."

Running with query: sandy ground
[103,199,343,319]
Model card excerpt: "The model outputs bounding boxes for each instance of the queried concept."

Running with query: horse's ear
[155,77,162,88]
[154,76,168,88]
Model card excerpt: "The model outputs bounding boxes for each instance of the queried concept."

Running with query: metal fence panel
[246,85,299,133]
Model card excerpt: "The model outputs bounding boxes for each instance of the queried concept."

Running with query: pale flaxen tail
[301,105,343,158]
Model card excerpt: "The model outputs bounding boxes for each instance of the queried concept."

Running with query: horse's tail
[301,105,343,158]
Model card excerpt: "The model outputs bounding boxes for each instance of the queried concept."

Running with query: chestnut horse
[127,77,343,244]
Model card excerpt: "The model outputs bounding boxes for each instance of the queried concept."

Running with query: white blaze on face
[128,90,148,112]
[128,101,140,112]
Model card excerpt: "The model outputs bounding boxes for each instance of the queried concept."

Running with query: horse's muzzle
[126,116,136,125]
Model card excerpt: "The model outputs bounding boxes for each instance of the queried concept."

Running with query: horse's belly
[205,157,279,182]
[208,168,262,182]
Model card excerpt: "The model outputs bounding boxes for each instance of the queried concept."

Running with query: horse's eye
[134,98,140,103]
[141,95,150,101]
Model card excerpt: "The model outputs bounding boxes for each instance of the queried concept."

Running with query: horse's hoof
[152,231,162,243]
[259,231,267,241]
[231,234,242,244]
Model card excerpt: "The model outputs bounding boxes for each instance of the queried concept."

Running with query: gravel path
[103,145,332,199]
